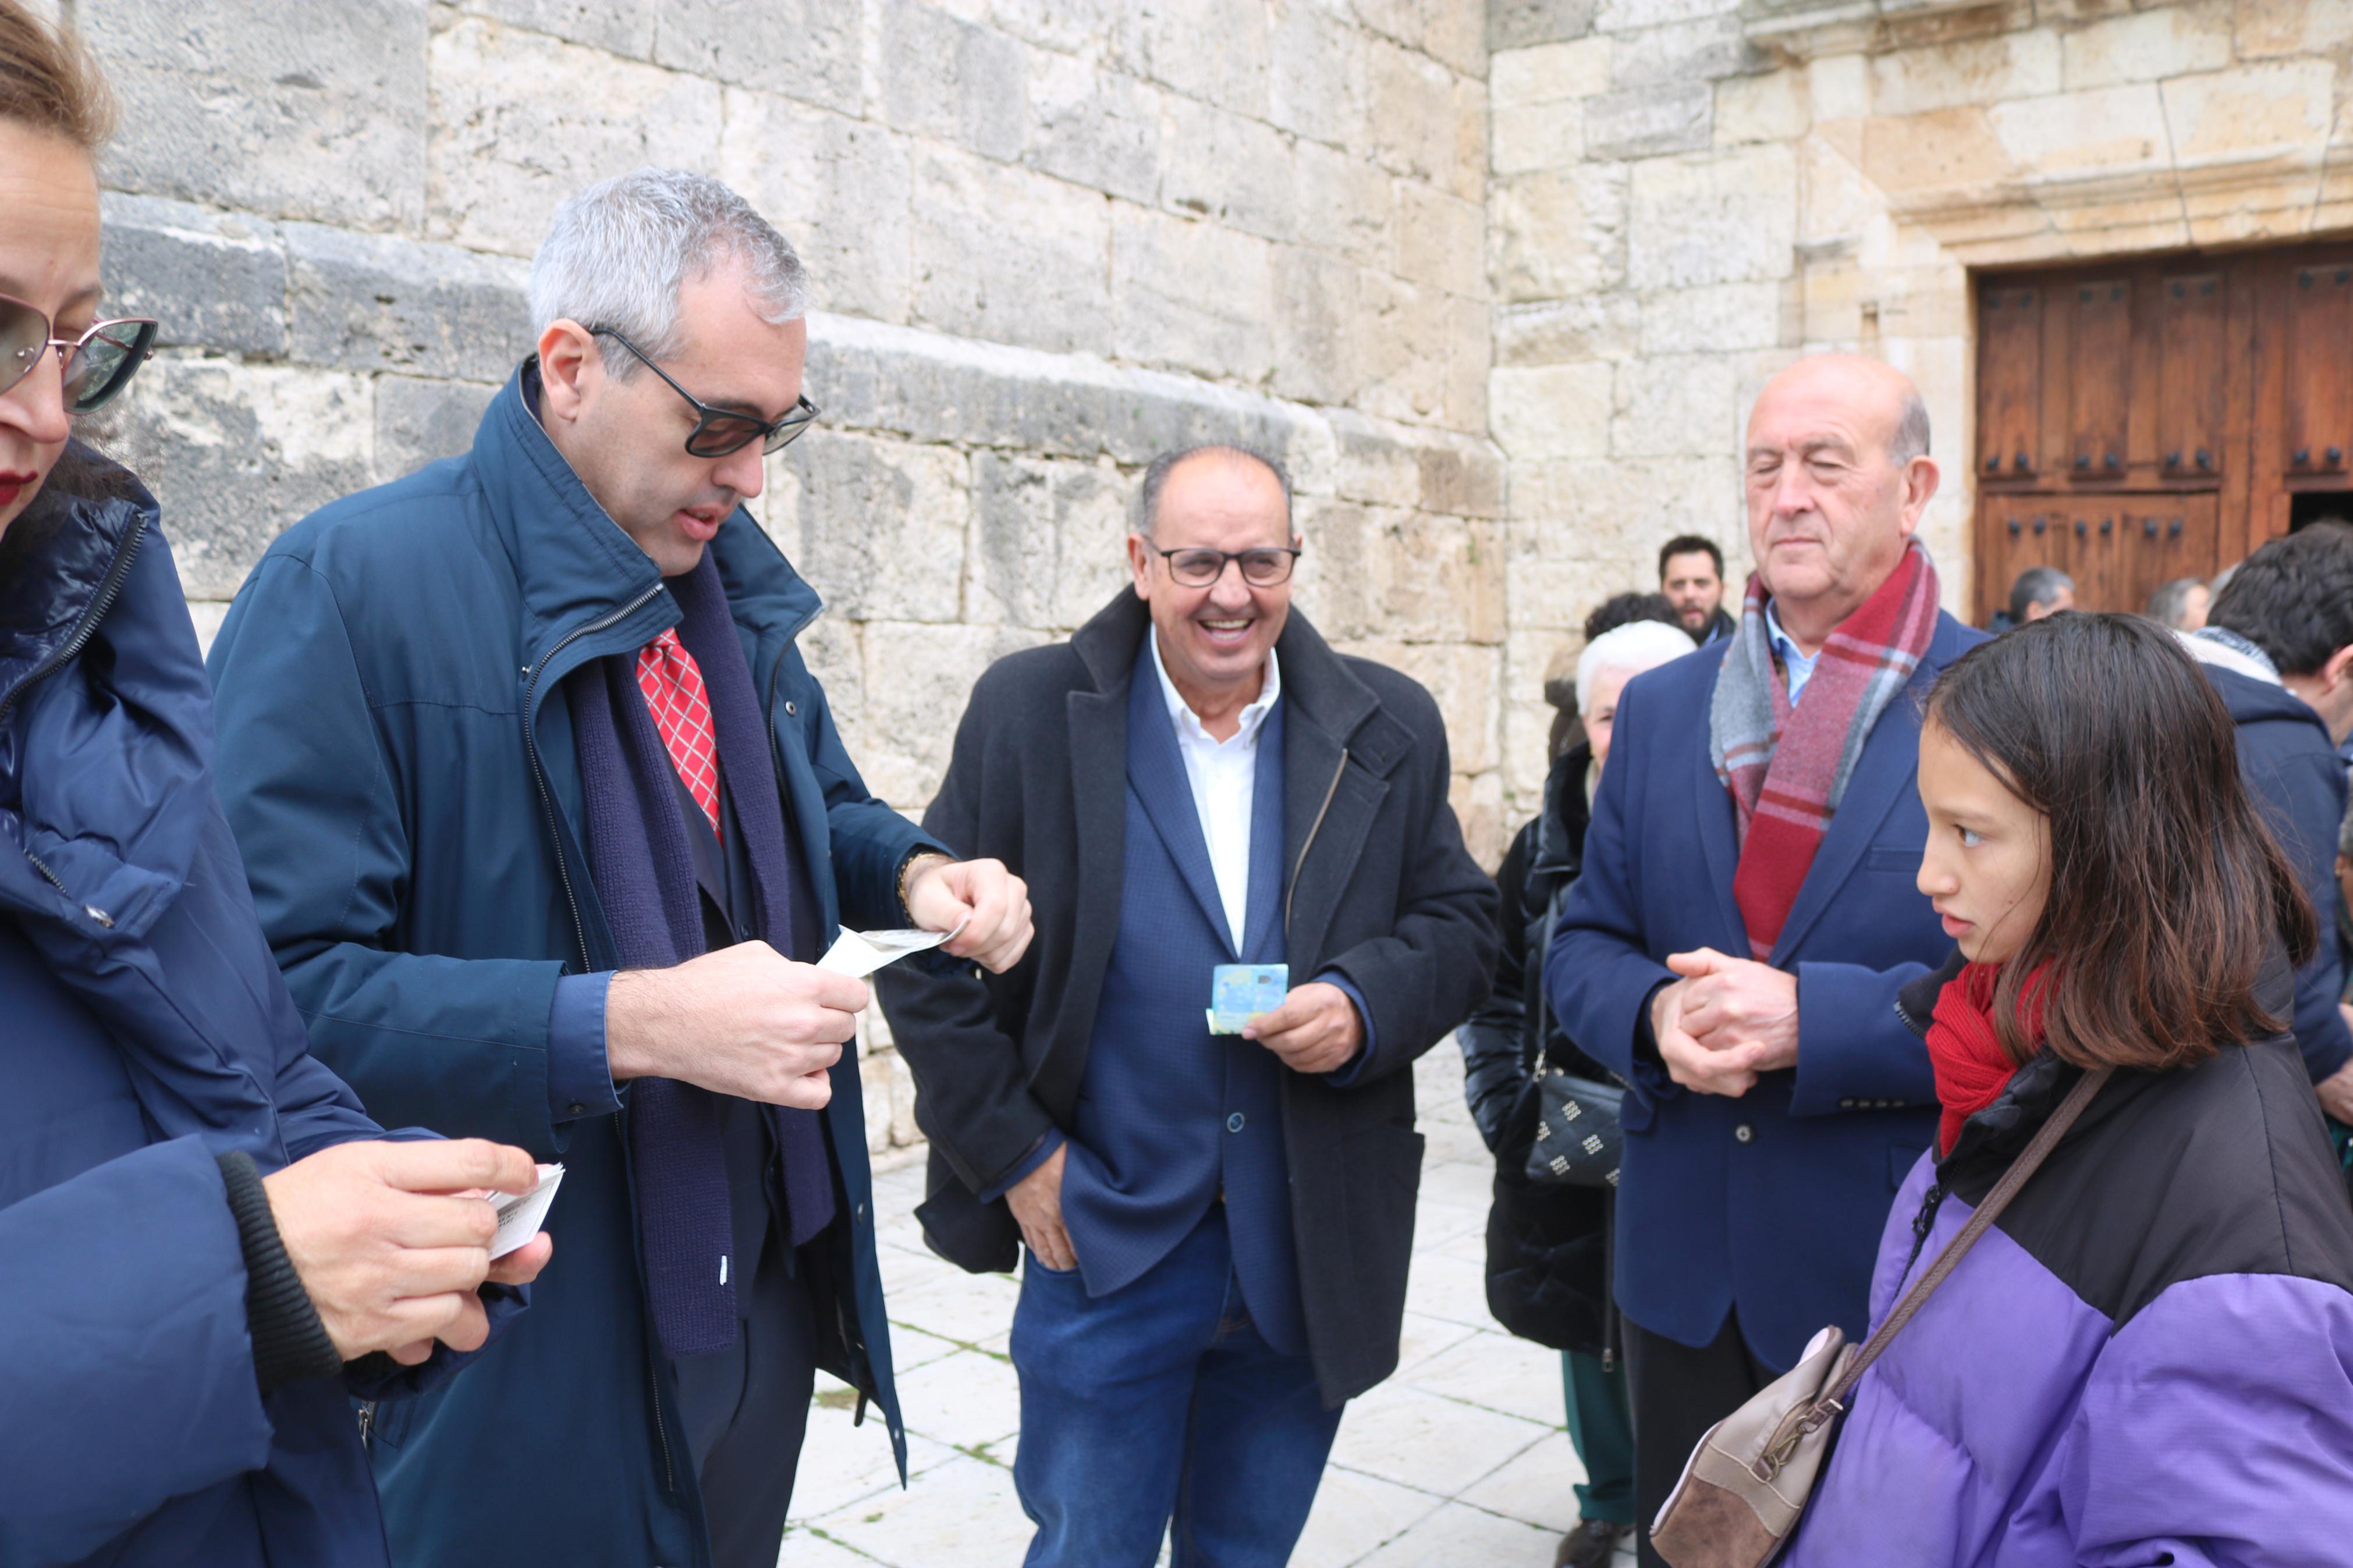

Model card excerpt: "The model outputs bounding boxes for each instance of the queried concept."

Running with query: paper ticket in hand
[817,917,967,979]
[1206,963,1289,1035]
[487,1164,563,1260]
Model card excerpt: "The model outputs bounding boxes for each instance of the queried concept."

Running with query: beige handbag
[1649,1065,2111,1568]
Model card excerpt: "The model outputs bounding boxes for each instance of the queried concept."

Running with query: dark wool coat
[875,591,1499,1407]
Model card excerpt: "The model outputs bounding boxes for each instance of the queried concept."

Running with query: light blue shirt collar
[1763,600,1818,706]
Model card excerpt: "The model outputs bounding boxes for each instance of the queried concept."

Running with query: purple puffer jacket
[1784,958,2353,1567]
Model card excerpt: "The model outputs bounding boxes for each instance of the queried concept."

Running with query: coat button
[783,700,798,716]
[567,1101,587,1116]
[1226,1112,1246,1133]
[854,1202,868,1222]
[1734,1123,1754,1144]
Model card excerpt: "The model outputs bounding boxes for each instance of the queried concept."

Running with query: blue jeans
[1010,1206,1343,1567]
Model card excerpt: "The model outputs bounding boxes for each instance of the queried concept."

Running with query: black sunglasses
[1150,545,1303,588]
[588,326,818,458]
[0,293,157,415]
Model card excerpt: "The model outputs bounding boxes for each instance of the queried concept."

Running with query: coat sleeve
[208,554,576,1161]
[2241,742,2352,1083]
[786,645,949,931]
[873,681,1060,1195]
[1315,695,1502,1087]
[1785,959,1939,1115]
[1546,680,1680,1113]
[2066,1272,2353,1567]
[1458,820,1534,1151]
[0,1137,275,1566]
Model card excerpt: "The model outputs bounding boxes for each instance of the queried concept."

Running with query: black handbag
[1523,1064,1625,1189]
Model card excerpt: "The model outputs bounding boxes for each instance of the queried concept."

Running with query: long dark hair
[1923,613,2315,1071]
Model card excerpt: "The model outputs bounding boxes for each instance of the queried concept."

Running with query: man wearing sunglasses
[876,445,1499,1563]
[207,167,1032,1568]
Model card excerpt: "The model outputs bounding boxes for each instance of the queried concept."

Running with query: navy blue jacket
[205,367,937,1568]
[2205,663,2352,1082]
[0,463,478,1566]
[1053,652,1301,1347]
[1546,612,1983,1371]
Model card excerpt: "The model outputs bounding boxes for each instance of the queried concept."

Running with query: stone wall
[48,0,1502,1155]
[1483,0,2352,810]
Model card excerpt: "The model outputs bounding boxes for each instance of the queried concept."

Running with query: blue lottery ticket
[1206,963,1289,1034]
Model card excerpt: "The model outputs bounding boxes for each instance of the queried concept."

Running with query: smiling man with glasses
[876,444,1500,1565]
[205,167,1033,1568]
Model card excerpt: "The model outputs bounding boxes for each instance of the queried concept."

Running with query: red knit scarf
[1924,961,2050,1156]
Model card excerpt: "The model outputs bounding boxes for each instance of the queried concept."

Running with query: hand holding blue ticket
[1207,963,1289,1034]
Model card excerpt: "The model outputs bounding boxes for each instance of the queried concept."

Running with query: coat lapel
[1126,657,1238,957]
[1277,620,1386,975]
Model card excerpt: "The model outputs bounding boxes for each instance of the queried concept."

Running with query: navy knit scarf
[567,552,835,1359]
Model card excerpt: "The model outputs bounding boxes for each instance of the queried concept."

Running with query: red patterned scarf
[1925,961,2050,1155]
[1711,540,1941,959]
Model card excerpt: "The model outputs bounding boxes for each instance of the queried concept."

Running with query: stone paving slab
[785,1043,1633,1564]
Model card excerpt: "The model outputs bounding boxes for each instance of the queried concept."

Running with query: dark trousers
[670,1238,818,1568]
[1009,1206,1343,1567]
[1562,1347,1635,1526]
[1624,1310,1776,1568]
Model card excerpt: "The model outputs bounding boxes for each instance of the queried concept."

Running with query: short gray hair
[1889,390,1931,464]
[528,167,810,379]
[2008,566,2072,624]
[1135,445,1293,539]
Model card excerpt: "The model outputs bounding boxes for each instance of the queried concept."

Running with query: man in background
[1992,564,2073,631]
[1659,535,1734,645]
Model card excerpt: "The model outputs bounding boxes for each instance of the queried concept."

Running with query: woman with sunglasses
[0,9,551,1565]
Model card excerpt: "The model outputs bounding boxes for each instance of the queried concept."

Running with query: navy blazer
[1546,611,1984,1370]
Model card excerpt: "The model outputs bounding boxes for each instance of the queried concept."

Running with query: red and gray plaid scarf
[1710,539,1941,959]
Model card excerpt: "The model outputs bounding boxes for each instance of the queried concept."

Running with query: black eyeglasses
[588,326,819,458]
[1149,545,1303,588]
[0,294,157,415]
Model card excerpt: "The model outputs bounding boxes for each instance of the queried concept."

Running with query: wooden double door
[1973,238,2353,621]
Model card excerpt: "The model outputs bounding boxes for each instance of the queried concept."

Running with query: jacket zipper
[519,582,663,969]
[514,580,680,1494]
[1896,1181,1947,1291]
[1285,747,1348,932]
[5,511,146,927]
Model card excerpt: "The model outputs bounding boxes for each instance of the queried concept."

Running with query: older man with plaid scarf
[1546,355,1986,1568]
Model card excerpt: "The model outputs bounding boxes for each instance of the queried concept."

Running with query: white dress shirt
[1763,599,1819,705]
[1148,631,1282,953]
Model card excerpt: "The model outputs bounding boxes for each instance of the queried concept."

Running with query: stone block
[2160,61,2335,162]
[1593,0,1741,33]
[1443,292,1493,436]
[1328,413,1427,509]
[879,0,1028,164]
[1493,98,1586,175]
[1302,503,1505,645]
[964,453,1133,630]
[83,0,426,232]
[1326,637,1503,776]
[1640,280,1786,354]
[1491,165,1630,303]
[108,358,375,600]
[1367,37,1458,183]
[850,621,1052,809]
[1160,96,1300,244]
[651,0,863,115]
[1421,436,1510,520]
[1450,76,1494,204]
[1269,1,1367,148]
[1494,294,1641,365]
[1808,51,1869,122]
[1111,205,1276,383]
[1357,0,1489,77]
[1612,351,1740,457]
[285,225,531,383]
[1491,37,1613,104]
[1489,0,1602,51]
[1867,31,2060,116]
[1135,0,1269,116]
[1293,138,1396,268]
[99,193,287,359]
[910,148,1112,356]
[1489,363,1614,460]
[375,376,500,480]
[764,430,969,625]
[1585,81,1714,157]
[2233,0,2353,59]
[1395,184,1487,295]
[1859,105,2015,202]
[456,0,655,56]
[427,16,723,257]
[1985,84,2167,180]
[1023,58,1163,206]
[1609,16,1762,87]
[1354,271,1453,425]
[1271,244,1364,407]
[1626,145,1797,289]
[1715,65,1811,145]
[720,91,914,326]
[985,0,1148,60]
[2060,3,2231,90]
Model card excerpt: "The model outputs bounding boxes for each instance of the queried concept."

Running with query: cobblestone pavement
[785,1041,1635,1565]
